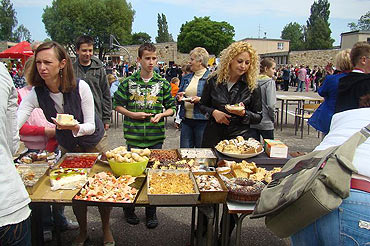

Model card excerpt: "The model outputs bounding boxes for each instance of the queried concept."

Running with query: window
[277,42,284,50]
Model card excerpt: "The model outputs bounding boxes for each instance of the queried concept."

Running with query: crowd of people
[0,36,369,246]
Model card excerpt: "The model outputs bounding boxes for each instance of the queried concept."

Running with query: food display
[149,172,195,194]
[222,177,266,202]
[215,136,263,158]
[220,160,281,183]
[225,103,244,111]
[17,165,49,194]
[50,168,88,191]
[195,174,223,191]
[179,148,216,159]
[151,159,207,171]
[16,150,58,167]
[56,113,78,126]
[74,172,138,203]
[59,154,98,169]
[106,146,150,163]
[147,170,199,205]
[149,149,180,163]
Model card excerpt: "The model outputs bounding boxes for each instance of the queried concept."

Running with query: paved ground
[46,87,322,246]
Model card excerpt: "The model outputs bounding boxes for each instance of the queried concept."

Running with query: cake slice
[50,168,87,191]
[56,113,75,125]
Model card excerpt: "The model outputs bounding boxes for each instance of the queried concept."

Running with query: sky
[12,0,370,47]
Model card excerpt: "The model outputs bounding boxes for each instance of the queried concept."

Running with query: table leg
[30,204,44,246]
[191,206,196,246]
[52,205,62,246]
[234,214,248,246]
[221,204,227,246]
[224,210,230,246]
[285,100,289,124]
[280,100,284,131]
[214,204,219,246]
[196,208,203,246]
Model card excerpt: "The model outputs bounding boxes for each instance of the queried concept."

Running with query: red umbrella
[0,41,33,66]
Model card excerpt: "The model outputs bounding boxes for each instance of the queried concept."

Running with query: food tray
[55,153,99,169]
[73,176,145,206]
[147,169,200,205]
[149,149,181,163]
[14,150,60,168]
[17,164,49,195]
[179,148,217,167]
[193,171,228,204]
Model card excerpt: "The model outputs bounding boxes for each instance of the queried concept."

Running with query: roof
[240,38,290,42]
[341,30,370,36]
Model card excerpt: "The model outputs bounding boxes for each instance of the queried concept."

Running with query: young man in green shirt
[113,43,175,228]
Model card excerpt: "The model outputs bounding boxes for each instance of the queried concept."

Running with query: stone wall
[289,49,340,67]
[114,42,190,66]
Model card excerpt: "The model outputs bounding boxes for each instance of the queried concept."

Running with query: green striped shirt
[113,71,176,147]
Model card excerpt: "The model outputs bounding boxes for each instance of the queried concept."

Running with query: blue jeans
[180,118,207,148]
[42,204,69,230]
[296,80,304,92]
[291,189,370,246]
[0,216,31,246]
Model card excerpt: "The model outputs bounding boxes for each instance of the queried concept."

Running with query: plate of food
[215,136,264,159]
[181,97,192,102]
[225,103,245,111]
[52,114,79,126]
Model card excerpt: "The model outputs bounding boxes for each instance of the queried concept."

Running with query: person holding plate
[17,41,114,246]
[177,47,210,148]
[199,41,262,148]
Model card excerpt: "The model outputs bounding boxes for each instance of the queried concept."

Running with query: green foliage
[155,13,173,43]
[281,22,305,51]
[177,16,234,56]
[0,0,16,41]
[305,0,334,50]
[13,24,32,42]
[131,32,151,45]
[42,0,135,60]
[348,11,370,31]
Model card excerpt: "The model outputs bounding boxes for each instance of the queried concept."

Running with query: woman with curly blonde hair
[199,41,262,148]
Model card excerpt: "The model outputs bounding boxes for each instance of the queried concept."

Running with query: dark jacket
[73,56,111,124]
[178,70,210,120]
[335,72,370,113]
[308,73,347,134]
[199,75,262,147]
[34,80,104,151]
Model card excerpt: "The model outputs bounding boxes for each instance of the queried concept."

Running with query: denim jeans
[249,128,274,142]
[295,80,305,92]
[291,189,370,246]
[0,216,31,246]
[42,204,69,230]
[180,118,207,148]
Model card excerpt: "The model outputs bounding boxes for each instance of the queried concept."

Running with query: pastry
[56,113,76,125]
[50,168,87,191]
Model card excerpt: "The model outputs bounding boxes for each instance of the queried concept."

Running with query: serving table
[29,161,215,246]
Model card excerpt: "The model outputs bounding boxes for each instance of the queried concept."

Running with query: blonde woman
[177,47,210,148]
[308,49,353,135]
[199,41,262,148]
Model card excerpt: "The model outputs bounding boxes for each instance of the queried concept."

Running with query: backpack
[250,123,370,238]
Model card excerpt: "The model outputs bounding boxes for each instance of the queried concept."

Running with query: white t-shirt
[17,80,96,137]
[315,108,370,178]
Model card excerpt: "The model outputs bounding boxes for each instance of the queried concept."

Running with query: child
[170,77,180,98]
[250,58,277,141]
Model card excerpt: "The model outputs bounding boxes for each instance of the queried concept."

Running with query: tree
[13,24,32,42]
[281,22,305,51]
[348,11,370,31]
[0,0,17,41]
[177,17,234,55]
[155,13,173,43]
[131,32,151,45]
[305,0,334,50]
[42,0,135,60]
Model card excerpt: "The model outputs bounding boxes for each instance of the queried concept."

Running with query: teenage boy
[336,41,370,113]
[73,35,111,130]
[113,43,175,228]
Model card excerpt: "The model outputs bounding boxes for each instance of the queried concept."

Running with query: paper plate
[51,117,79,126]
[217,148,264,159]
